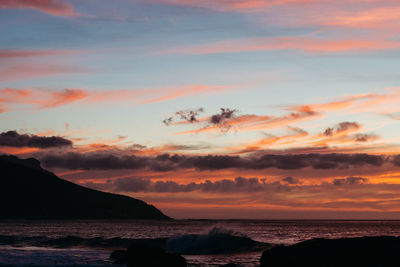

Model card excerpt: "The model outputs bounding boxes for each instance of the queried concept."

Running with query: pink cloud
[0,88,87,112]
[164,36,400,55]
[0,50,75,58]
[169,89,400,137]
[174,108,319,135]
[312,6,400,29]
[0,49,85,82]
[158,0,324,12]
[81,85,229,105]
[0,85,228,113]
[0,0,76,17]
[39,88,89,108]
[157,0,398,13]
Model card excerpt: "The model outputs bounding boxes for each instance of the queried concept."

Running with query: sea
[1,220,400,267]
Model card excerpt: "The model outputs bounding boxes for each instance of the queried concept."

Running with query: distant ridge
[0,155,170,220]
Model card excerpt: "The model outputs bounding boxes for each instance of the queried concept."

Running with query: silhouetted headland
[0,155,170,220]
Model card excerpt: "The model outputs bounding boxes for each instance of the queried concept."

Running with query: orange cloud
[175,109,318,135]
[0,0,76,17]
[164,36,400,55]
[85,85,228,105]
[0,88,88,112]
[0,146,41,155]
[289,89,400,115]
[73,171,400,218]
[280,5,400,30]
[40,89,88,109]
[166,88,400,153]
[227,127,309,154]
[289,96,370,113]
[0,85,227,113]
[225,120,382,155]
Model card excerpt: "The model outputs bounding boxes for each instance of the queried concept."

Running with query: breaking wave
[0,227,271,255]
[166,226,271,255]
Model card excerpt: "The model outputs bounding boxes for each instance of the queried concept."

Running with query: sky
[1,0,400,219]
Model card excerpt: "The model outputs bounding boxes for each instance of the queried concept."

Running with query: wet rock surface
[261,235,400,267]
[111,243,187,267]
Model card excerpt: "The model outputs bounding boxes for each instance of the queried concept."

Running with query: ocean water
[1,220,400,266]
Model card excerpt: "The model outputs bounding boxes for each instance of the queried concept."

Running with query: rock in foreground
[261,235,400,267]
[111,243,187,267]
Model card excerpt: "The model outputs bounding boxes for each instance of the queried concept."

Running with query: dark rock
[111,243,187,267]
[260,235,400,267]
[0,155,170,220]
[219,263,243,267]
[110,250,127,264]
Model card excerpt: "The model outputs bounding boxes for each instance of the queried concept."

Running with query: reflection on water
[1,220,400,266]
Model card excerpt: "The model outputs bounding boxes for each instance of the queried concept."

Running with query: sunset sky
[2,0,400,219]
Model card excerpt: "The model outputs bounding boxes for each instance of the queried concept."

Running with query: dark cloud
[38,151,388,171]
[162,117,174,126]
[333,177,369,186]
[354,133,378,142]
[209,108,238,125]
[162,144,211,151]
[176,108,204,123]
[323,122,360,136]
[85,176,372,194]
[163,107,238,132]
[40,152,147,170]
[113,178,151,192]
[109,176,270,193]
[282,176,300,184]
[163,108,204,125]
[0,131,72,148]
[130,144,147,150]
[391,155,400,166]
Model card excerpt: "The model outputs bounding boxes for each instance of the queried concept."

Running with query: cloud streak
[174,107,317,134]
[166,88,399,136]
[164,37,400,55]
[0,50,75,58]
[0,88,88,113]
[158,0,400,32]
[158,0,317,12]
[38,151,388,171]
[0,0,76,17]
[0,85,226,113]
[83,175,373,195]
[100,176,272,193]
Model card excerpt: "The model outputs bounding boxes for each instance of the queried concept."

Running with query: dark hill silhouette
[0,155,170,220]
